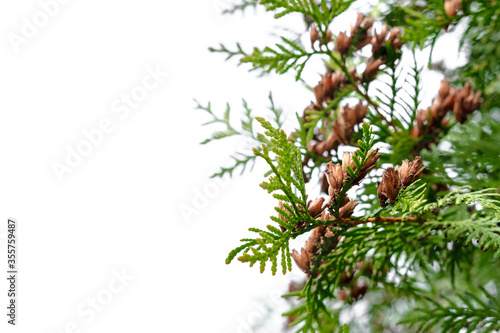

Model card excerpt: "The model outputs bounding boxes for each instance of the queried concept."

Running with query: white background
[0,1,465,332]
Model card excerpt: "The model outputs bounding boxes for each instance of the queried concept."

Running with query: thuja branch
[225,117,313,275]
[208,2,500,331]
[338,216,427,225]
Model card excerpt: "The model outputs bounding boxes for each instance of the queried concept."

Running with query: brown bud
[363,59,385,79]
[307,197,326,217]
[347,102,368,124]
[462,82,471,97]
[342,152,356,181]
[291,249,310,274]
[333,103,367,145]
[310,26,320,47]
[441,91,456,111]
[371,25,389,54]
[375,25,388,44]
[351,13,365,35]
[335,31,351,56]
[325,29,332,43]
[330,71,345,89]
[314,80,325,105]
[397,156,424,189]
[326,162,344,200]
[388,27,402,42]
[378,167,400,206]
[445,0,457,17]
[322,74,332,98]
[339,199,358,218]
[321,171,330,194]
[439,80,451,99]
[362,17,374,31]
[411,108,429,138]
[454,98,467,123]
[318,210,331,221]
[353,149,381,185]
[391,37,405,50]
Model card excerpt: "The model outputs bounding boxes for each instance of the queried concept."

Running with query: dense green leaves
[200,0,500,331]
[401,286,500,332]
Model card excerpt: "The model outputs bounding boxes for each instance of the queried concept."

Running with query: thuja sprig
[422,187,500,217]
[225,117,314,275]
[259,0,356,28]
[207,1,500,331]
[220,0,258,15]
[254,117,308,212]
[400,286,500,332]
[197,94,284,178]
[211,2,362,81]
[327,123,380,219]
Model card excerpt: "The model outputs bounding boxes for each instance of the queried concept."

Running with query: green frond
[260,0,356,28]
[390,179,428,215]
[197,97,286,178]
[240,37,314,80]
[423,187,500,217]
[220,0,259,15]
[400,287,500,332]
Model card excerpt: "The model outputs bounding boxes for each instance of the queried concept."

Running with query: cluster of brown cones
[410,80,481,140]
[313,71,353,106]
[335,13,403,57]
[290,223,339,275]
[326,150,381,200]
[309,14,404,108]
[291,150,381,275]
[378,156,424,207]
[335,13,404,78]
[307,102,368,158]
[310,25,332,48]
[302,14,405,180]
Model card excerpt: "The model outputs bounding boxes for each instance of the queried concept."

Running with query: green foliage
[254,117,307,209]
[330,123,378,218]
[375,49,424,162]
[422,186,500,217]
[225,121,379,278]
[390,179,427,215]
[259,0,356,26]
[197,93,284,178]
[212,37,315,80]
[220,0,259,15]
[210,1,359,80]
[421,111,500,189]
[401,286,500,332]
[199,0,500,331]
[225,119,313,275]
